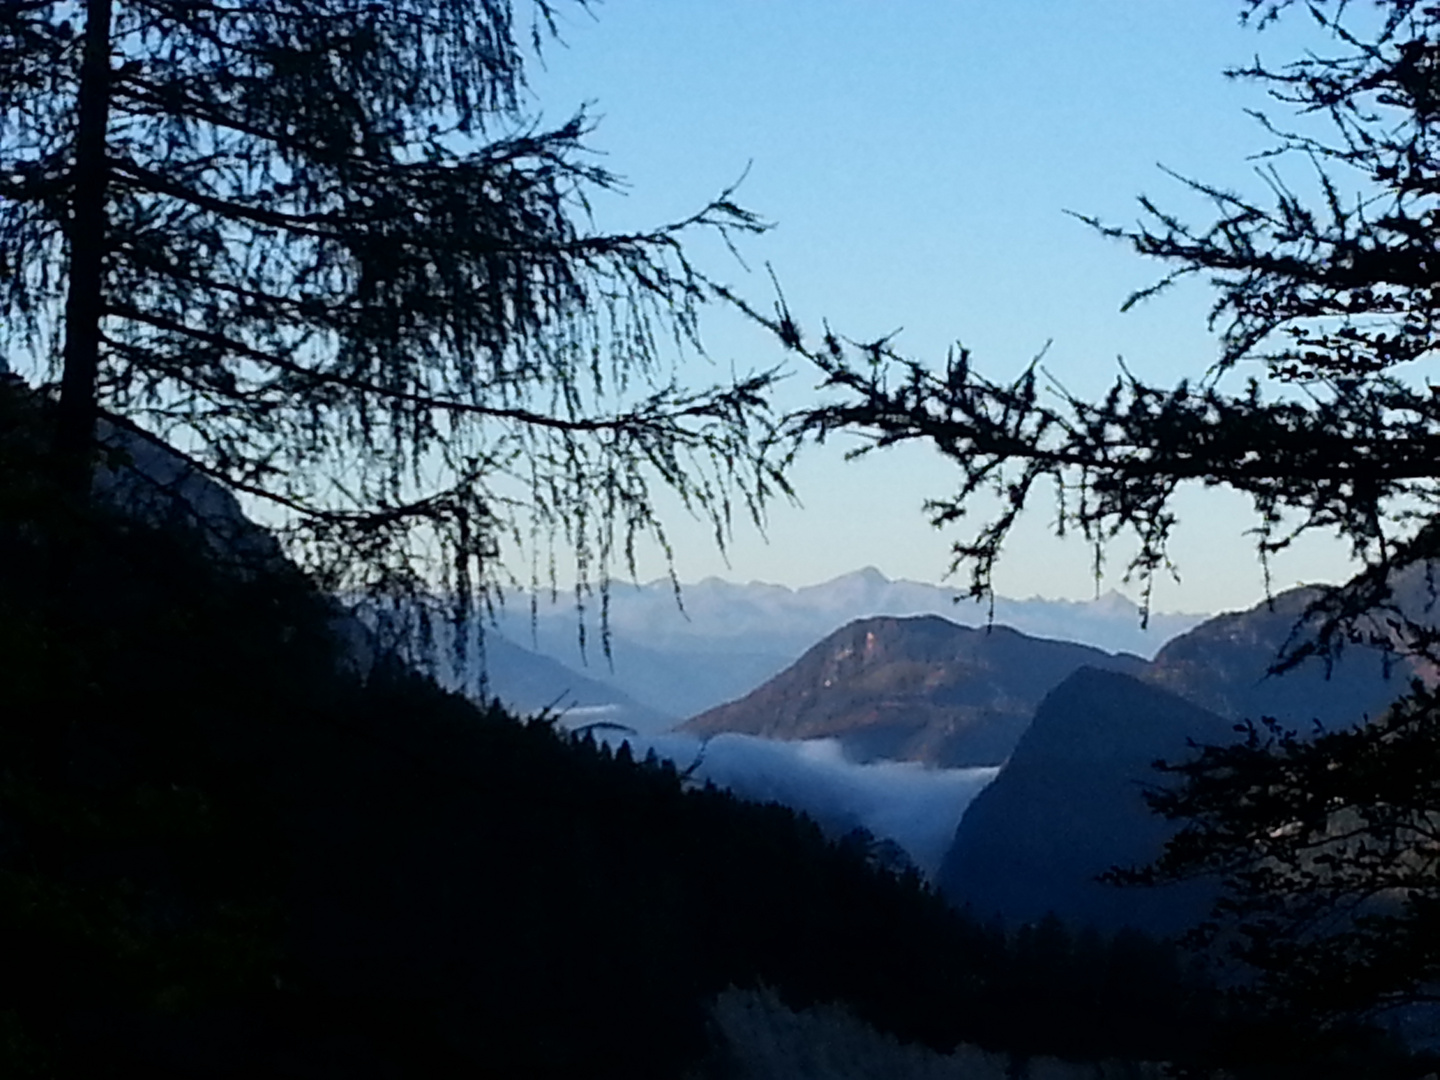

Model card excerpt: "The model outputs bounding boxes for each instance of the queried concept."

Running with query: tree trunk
[40,0,115,784]
[55,0,115,503]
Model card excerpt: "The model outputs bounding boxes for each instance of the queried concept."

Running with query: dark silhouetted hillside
[937,668,1235,936]
[930,580,1433,939]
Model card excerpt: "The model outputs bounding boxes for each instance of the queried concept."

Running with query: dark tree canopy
[753,0,1440,1029]
[0,0,791,662]
[1111,681,1440,1023]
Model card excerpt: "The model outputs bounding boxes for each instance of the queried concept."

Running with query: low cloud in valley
[572,718,997,878]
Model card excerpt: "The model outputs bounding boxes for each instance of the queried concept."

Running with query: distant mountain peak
[1091,589,1140,613]
[796,565,891,595]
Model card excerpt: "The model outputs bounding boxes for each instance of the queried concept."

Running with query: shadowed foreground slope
[0,382,1419,1078]
[934,580,1434,939]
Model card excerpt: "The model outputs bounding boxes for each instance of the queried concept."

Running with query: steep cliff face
[936,667,1233,935]
[682,615,1146,766]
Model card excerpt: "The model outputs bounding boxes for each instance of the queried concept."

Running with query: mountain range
[678,577,1427,934]
[73,403,1425,1031]
[479,567,1207,724]
[683,575,1422,765]
[399,561,1427,937]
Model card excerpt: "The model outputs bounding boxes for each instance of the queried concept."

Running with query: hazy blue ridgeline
[359,569,1208,728]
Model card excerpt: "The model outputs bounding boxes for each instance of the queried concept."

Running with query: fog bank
[574,718,997,878]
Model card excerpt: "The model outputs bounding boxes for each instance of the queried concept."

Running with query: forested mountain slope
[4,380,1303,1078]
[933,578,1431,936]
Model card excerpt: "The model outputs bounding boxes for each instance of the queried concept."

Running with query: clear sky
[529,3,1365,612]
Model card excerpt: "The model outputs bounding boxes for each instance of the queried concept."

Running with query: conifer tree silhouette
[0,0,790,641]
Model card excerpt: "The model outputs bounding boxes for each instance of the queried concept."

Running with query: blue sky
[535,3,1361,612]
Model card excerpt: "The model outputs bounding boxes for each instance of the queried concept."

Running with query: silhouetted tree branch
[0,0,794,672]
[756,0,1440,1027]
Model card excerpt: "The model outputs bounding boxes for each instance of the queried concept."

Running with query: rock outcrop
[683,615,1146,766]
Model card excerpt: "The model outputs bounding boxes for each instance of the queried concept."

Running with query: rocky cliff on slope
[682,615,1146,766]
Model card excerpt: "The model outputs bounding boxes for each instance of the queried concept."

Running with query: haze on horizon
[543,564,1217,618]
[523,2,1371,613]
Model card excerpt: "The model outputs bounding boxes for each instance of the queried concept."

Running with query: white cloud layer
[581,723,998,879]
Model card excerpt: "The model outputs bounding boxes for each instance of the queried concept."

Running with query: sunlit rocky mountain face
[681,615,1149,766]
